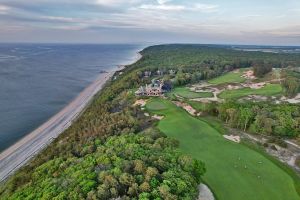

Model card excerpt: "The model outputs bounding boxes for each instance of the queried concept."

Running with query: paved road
[0,72,114,182]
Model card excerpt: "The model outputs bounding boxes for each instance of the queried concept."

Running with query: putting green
[169,87,213,99]
[146,101,167,110]
[219,84,283,99]
[146,98,300,200]
[208,70,246,85]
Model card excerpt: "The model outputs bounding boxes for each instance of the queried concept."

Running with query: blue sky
[0,0,299,45]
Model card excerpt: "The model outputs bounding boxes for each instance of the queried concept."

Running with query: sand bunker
[134,99,147,107]
[198,184,215,200]
[227,84,242,90]
[281,94,300,104]
[241,70,256,79]
[223,135,241,143]
[173,101,197,116]
[242,82,266,89]
[152,114,164,120]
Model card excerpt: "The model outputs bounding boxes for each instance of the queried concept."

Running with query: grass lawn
[146,101,167,110]
[188,101,214,112]
[219,84,283,99]
[169,87,213,99]
[146,98,300,200]
[208,70,246,85]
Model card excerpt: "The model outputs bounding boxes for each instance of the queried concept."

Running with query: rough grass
[208,70,246,85]
[219,84,283,99]
[188,101,208,111]
[146,98,300,200]
[170,87,213,99]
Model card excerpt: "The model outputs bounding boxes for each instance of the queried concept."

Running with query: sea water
[0,43,143,152]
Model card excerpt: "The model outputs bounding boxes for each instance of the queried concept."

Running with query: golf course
[169,87,213,99]
[208,70,246,85]
[219,84,283,99]
[146,98,300,200]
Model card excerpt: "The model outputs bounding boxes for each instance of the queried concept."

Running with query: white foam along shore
[0,52,142,182]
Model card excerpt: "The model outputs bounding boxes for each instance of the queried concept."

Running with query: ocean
[0,43,143,152]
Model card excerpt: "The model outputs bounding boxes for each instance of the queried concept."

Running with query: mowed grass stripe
[208,71,246,85]
[169,87,213,99]
[146,99,300,200]
[219,84,283,99]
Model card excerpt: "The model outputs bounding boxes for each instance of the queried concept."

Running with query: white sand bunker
[198,184,215,200]
[281,93,300,104]
[242,82,266,89]
[152,114,164,120]
[134,99,147,107]
[241,70,256,79]
[223,135,241,143]
[173,101,197,116]
[227,84,242,90]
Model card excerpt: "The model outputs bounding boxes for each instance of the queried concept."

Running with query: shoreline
[0,51,142,182]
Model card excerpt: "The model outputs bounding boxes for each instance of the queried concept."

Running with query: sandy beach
[0,49,142,182]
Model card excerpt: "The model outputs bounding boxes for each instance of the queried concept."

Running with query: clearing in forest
[146,98,300,200]
[208,70,246,85]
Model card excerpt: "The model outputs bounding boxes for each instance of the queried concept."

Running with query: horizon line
[0,42,299,48]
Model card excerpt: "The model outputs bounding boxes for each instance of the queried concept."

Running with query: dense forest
[216,102,300,137]
[282,70,300,97]
[4,131,205,199]
[1,44,300,199]
[252,62,273,77]
[134,44,300,87]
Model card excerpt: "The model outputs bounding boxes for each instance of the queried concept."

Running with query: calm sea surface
[0,44,143,152]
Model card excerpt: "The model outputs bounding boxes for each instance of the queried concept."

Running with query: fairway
[169,87,213,99]
[219,84,283,99]
[146,98,300,200]
[208,70,246,85]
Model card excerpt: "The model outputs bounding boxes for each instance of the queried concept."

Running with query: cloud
[140,2,219,12]
[140,4,185,11]
[95,0,142,7]
[265,25,300,37]
[157,0,172,5]
[0,0,299,45]
[0,4,10,14]
[193,3,219,13]
[41,16,75,23]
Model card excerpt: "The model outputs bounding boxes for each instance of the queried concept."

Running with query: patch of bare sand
[173,101,197,116]
[223,135,241,143]
[281,94,300,104]
[198,184,215,200]
[241,70,256,79]
[242,82,266,89]
[152,114,164,120]
[134,99,147,107]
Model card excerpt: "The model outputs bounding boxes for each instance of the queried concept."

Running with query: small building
[144,71,152,78]
[169,69,176,76]
[135,79,170,96]
[157,70,164,76]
